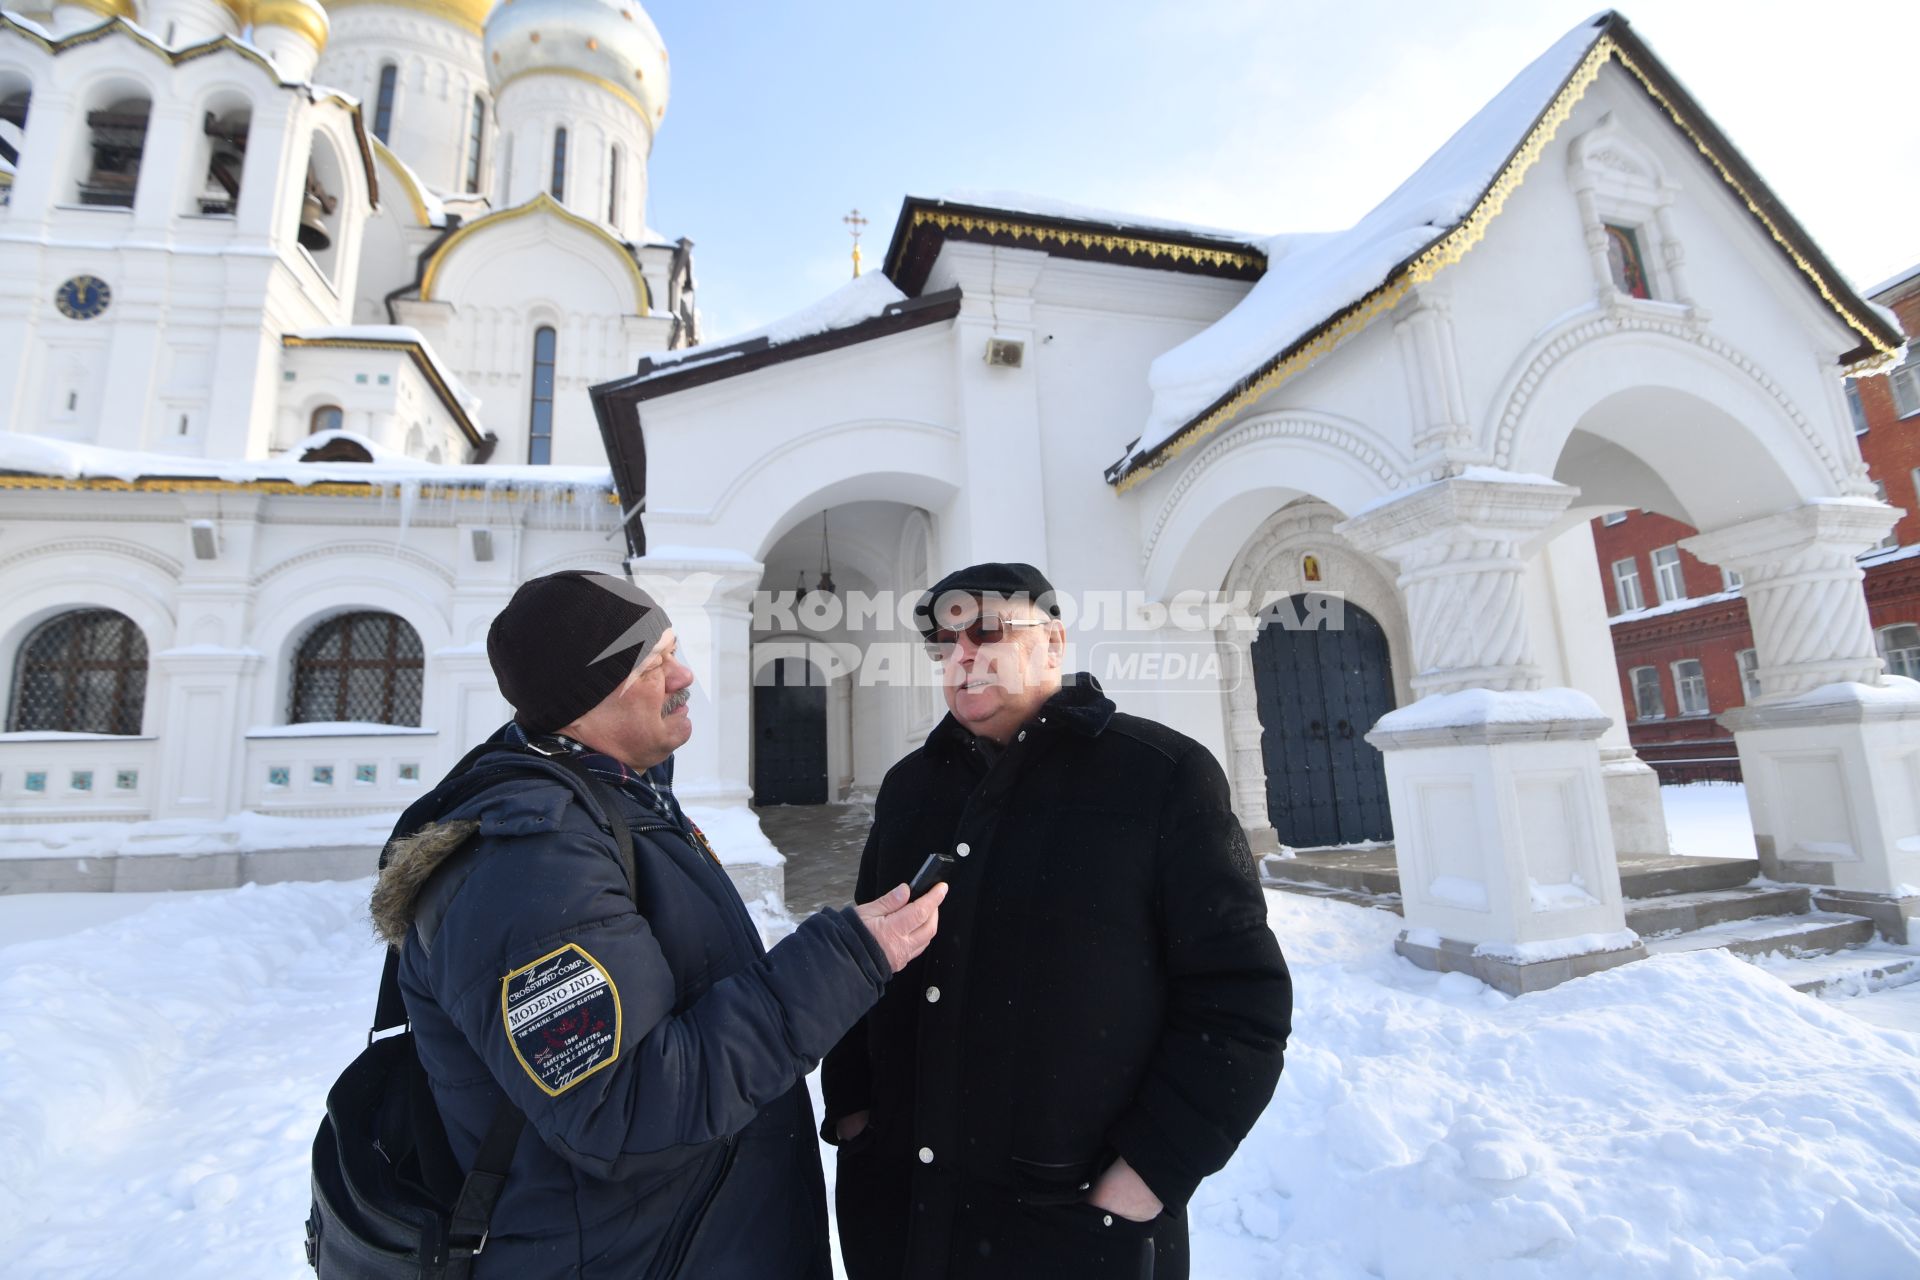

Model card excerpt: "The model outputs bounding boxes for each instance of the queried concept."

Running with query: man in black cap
[370,569,946,1277]
[823,562,1292,1280]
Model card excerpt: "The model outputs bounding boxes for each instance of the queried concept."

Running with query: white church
[3,5,1915,991]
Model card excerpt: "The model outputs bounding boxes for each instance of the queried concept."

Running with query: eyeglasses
[927,614,1049,654]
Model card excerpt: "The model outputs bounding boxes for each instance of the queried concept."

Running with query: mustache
[662,687,691,715]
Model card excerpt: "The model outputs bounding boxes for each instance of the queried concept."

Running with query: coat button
[925,986,941,1003]
[1016,730,1026,742]
[955,842,970,857]
[918,1147,934,1164]
[1102,1214,1114,1227]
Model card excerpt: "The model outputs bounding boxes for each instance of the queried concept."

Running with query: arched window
[465,94,486,193]
[7,609,148,734]
[310,404,343,434]
[197,105,250,216]
[550,126,566,201]
[607,144,621,228]
[528,325,556,464]
[79,96,151,208]
[290,612,424,726]
[0,88,29,209]
[373,64,398,144]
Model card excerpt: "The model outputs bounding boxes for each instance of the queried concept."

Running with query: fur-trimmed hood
[371,819,479,946]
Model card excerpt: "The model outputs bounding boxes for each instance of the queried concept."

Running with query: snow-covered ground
[4,866,1919,1277]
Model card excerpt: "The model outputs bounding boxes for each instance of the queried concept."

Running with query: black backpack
[306,749,637,1278]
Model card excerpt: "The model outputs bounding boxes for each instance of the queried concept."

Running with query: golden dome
[323,0,494,37]
[57,0,138,21]
[252,0,329,48]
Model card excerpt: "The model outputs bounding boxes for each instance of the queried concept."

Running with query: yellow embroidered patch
[500,942,622,1097]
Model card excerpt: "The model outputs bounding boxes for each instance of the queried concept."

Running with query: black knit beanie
[487,570,672,734]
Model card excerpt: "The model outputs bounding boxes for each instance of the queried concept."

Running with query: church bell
[298,189,332,252]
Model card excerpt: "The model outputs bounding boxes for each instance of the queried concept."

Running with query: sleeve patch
[501,942,621,1097]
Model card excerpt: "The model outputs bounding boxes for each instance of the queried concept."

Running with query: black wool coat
[822,677,1292,1280]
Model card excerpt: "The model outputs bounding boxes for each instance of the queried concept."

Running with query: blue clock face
[55,275,112,320]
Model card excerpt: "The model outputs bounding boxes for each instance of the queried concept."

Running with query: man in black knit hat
[823,562,1291,1280]
[370,569,946,1277]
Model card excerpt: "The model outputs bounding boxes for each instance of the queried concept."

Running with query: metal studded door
[1250,596,1395,848]
[752,656,827,806]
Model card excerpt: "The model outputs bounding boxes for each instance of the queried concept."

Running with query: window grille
[289,612,423,726]
[7,609,147,734]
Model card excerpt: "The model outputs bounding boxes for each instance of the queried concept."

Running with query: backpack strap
[443,1097,528,1263]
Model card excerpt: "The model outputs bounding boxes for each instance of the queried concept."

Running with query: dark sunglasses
[926,614,1049,654]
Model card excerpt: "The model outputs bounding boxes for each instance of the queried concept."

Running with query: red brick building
[1595,263,1920,780]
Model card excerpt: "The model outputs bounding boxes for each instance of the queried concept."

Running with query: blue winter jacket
[370,733,891,1277]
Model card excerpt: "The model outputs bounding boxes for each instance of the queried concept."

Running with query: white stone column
[1683,502,1920,941]
[1337,474,1643,994]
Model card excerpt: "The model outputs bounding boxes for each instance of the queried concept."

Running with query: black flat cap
[913,562,1059,640]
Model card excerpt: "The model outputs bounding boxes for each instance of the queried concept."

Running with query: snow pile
[1373,687,1609,735]
[3,880,1918,1277]
[1129,14,1609,467]
[637,272,908,378]
[685,802,786,868]
[0,810,399,861]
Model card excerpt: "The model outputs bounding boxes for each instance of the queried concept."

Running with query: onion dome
[56,0,138,21]
[483,0,669,131]
[252,0,329,49]
[323,0,494,37]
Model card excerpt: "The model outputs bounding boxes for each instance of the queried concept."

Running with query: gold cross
[844,208,869,278]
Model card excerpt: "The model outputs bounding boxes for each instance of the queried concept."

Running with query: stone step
[1626,884,1813,937]
[1752,945,1920,997]
[1261,876,1404,917]
[1619,855,1760,899]
[1641,911,1877,962]
[1259,851,1399,898]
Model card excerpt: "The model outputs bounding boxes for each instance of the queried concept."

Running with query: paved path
[755,801,872,916]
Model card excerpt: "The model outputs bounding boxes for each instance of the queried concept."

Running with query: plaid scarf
[502,722,717,862]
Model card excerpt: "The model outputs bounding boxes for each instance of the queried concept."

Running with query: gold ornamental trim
[1114,33,1901,493]
[418,191,650,314]
[372,138,433,226]
[892,208,1265,279]
[282,334,482,445]
[0,474,621,502]
[57,0,137,19]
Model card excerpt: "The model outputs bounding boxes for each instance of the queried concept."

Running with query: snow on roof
[1120,13,1612,478]
[288,324,479,414]
[635,271,908,379]
[1866,260,1920,301]
[939,189,1269,246]
[0,430,612,491]
[369,142,448,228]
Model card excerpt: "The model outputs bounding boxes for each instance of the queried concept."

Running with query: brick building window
[1891,350,1920,420]
[1846,381,1868,434]
[1602,510,1628,526]
[1870,481,1898,552]
[1650,545,1685,604]
[1879,625,1920,681]
[289,612,423,726]
[1721,566,1743,593]
[1737,648,1761,702]
[1612,558,1645,613]
[1630,666,1664,721]
[1672,659,1709,716]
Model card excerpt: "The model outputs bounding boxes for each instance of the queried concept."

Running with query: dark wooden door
[753,656,827,805]
[1250,596,1395,848]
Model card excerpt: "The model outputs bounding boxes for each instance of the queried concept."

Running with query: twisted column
[1682,503,1895,703]
[1337,475,1575,696]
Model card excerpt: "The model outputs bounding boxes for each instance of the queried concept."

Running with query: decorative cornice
[1142,413,1409,572]
[1110,25,1903,491]
[1491,310,1858,490]
[891,207,1263,280]
[281,334,481,445]
[490,66,657,138]
[0,473,617,502]
[251,540,456,589]
[417,191,649,314]
[0,536,183,581]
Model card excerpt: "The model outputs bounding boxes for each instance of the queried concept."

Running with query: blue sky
[641,1,1920,341]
